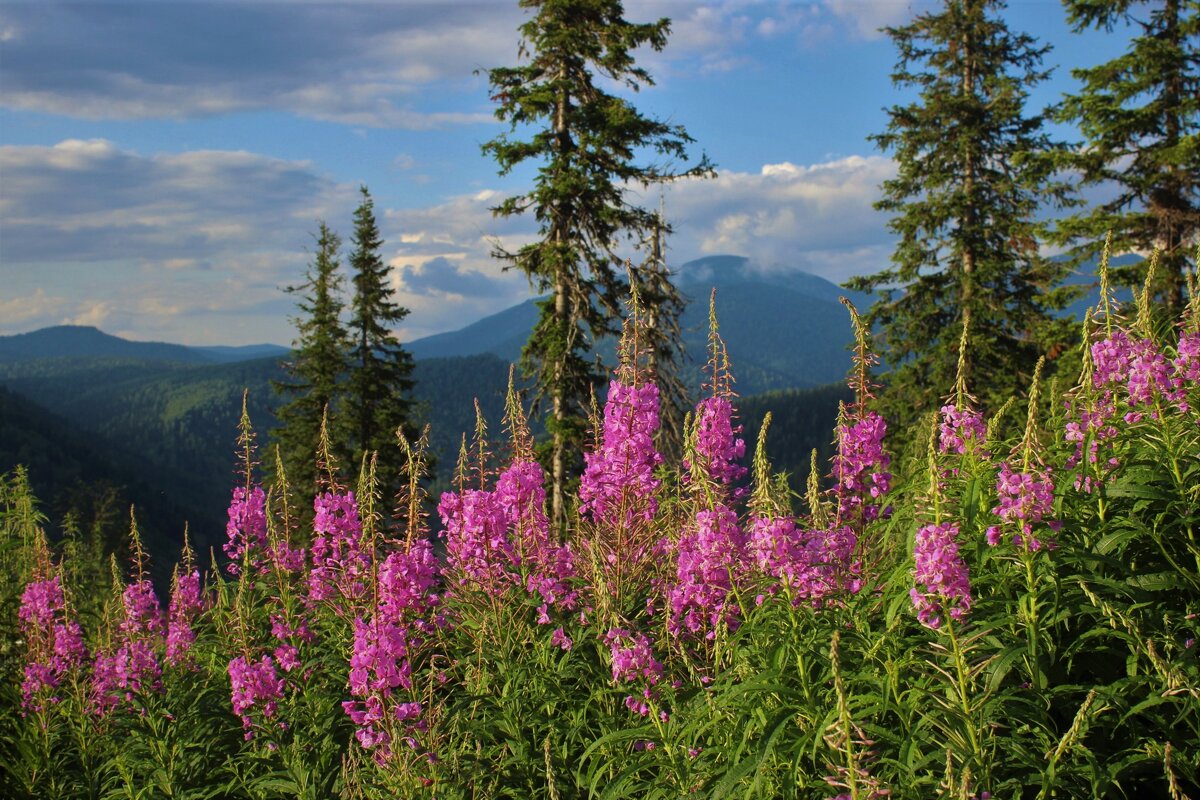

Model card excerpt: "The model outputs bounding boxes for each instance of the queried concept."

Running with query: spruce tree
[346,186,420,498]
[1055,0,1200,315]
[846,0,1075,433]
[634,208,689,463]
[483,0,710,526]
[274,223,349,493]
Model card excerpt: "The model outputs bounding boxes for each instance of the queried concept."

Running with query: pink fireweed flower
[498,459,578,614]
[225,485,268,576]
[438,486,514,593]
[604,628,663,715]
[165,569,204,666]
[378,538,441,624]
[92,579,167,712]
[1175,332,1200,385]
[308,491,370,605]
[938,404,987,456]
[986,462,1060,552]
[344,535,442,758]
[18,575,87,712]
[228,654,285,736]
[1091,330,1135,389]
[1127,338,1179,406]
[551,627,573,651]
[910,521,972,629]
[833,411,892,526]
[748,516,861,603]
[1093,329,1187,409]
[688,395,747,491]
[580,380,664,529]
[668,505,748,639]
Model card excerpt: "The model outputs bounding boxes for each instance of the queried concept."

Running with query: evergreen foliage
[346,186,422,498]
[482,0,710,525]
[1055,0,1200,315]
[633,210,690,462]
[273,223,350,498]
[846,0,1076,433]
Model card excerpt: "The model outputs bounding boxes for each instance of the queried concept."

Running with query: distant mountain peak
[0,326,287,365]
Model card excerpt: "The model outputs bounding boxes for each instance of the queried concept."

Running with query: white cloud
[66,301,114,329]
[0,289,68,327]
[823,0,919,40]
[662,155,896,281]
[1,135,897,344]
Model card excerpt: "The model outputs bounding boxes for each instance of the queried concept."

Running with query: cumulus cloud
[0,135,895,344]
[0,2,914,124]
[663,155,896,282]
[0,139,359,343]
[0,2,518,126]
[0,139,353,264]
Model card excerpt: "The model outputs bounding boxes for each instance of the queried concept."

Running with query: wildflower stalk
[942,614,983,777]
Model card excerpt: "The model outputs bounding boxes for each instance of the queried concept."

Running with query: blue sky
[0,1,1133,346]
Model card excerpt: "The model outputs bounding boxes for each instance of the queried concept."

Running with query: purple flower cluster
[344,538,441,758]
[579,380,663,529]
[909,521,972,629]
[1093,330,1188,409]
[748,516,861,604]
[1064,398,1121,492]
[938,404,987,456]
[165,569,204,666]
[668,505,747,639]
[689,395,747,490]
[986,463,1060,552]
[224,485,268,576]
[378,538,441,623]
[1176,333,1200,385]
[833,412,892,526]
[269,615,312,673]
[604,628,663,716]
[18,575,87,712]
[228,654,285,737]
[439,459,577,616]
[92,579,167,713]
[497,460,578,617]
[439,487,513,593]
[308,491,370,605]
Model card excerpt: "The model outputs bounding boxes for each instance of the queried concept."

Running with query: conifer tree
[274,223,349,493]
[483,0,710,526]
[346,186,420,498]
[1055,0,1200,315]
[634,208,689,463]
[846,0,1074,433]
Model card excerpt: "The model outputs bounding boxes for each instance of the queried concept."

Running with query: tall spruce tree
[483,0,710,525]
[346,186,420,498]
[274,223,349,493]
[846,0,1075,433]
[1055,0,1200,316]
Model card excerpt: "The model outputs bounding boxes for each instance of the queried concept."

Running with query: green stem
[1022,552,1043,691]
[944,615,982,770]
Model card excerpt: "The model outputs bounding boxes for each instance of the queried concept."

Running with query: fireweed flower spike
[684,290,747,495]
[18,535,87,713]
[833,299,892,529]
[603,628,664,717]
[92,515,167,713]
[910,521,972,629]
[308,490,370,605]
[224,485,269,576]
[580,281,664,529]
[669,504,748,639]
[986,359,1060,552]
[165,534,205,667]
